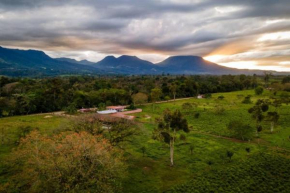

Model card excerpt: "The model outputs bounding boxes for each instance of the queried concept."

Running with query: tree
[248,99,269,137]
[69,115,104,135]
[106,119,138,147]
[150,88,162,111]
[282,75,290,84]
[267,112,279,133]
[65,102,77,114]
[227,120,254,140]
[264,72,271,87]
[132,92,148,105]
[98,102,106,110]
[70,115,138,147]
[5,131,126,192]
[255,86,264,95]
[242,95,252,104]
[272,99,282,112]
[169,84,178,101]
[153,109,189,166]
[164,96,170,101]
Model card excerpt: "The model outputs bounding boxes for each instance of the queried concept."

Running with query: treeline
[0,74,288,117]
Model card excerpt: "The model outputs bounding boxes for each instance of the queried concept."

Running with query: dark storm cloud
[0,0,290,70]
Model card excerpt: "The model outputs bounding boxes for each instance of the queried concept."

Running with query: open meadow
[1,89,290,192]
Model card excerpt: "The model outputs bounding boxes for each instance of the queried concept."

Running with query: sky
[0,0,290,71]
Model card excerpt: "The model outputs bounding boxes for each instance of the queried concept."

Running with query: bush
[204,93,212,99]
[218,95,225,100]
[127,103,136,110]
[242,95,252,104]
[255,86,264,95]
[194,112,200,119]
[179,134,186,141]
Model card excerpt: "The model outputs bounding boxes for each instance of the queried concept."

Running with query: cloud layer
[0,0,290,71]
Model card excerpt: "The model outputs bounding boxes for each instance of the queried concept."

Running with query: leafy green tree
[248,99,269,137]
[227,120,254,140]
[264,72,271,87]
[98,102,106,110]
[169,84,178,101]
[282,75,290,84]
[132,92,148,105]
[164,96,171,101]
[106,119,138,147]
[242,95,252,104]
[272,98,281,107]
[150,88,162,111]
[153,109,189,166]
[65,102,77,114]
[69,115,104,135]
[255,86,264,95]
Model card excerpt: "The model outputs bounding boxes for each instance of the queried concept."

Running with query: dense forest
[2,74,288,117]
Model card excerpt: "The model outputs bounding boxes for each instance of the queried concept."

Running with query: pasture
[0,89,290,192]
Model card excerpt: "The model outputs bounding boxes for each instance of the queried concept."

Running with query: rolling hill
[0,46,102,76]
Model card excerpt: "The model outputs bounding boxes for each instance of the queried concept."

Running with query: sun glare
[258,31,290,42]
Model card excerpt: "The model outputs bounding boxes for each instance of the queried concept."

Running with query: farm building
[97,109,117,114]
[78,108,92,113]
[106,106,126,112]
[197,94,205,99]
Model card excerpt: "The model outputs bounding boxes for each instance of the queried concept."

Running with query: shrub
[127,103,137,110]
[194,112,200,119]
[205,93,212,99]
[255,86,264,95]
[242,95,252,104]
[180,134,186,141]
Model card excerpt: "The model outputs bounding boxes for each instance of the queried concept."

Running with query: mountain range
[0,46,274,77]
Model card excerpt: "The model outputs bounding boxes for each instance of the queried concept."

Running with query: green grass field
[1,89,290,192]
